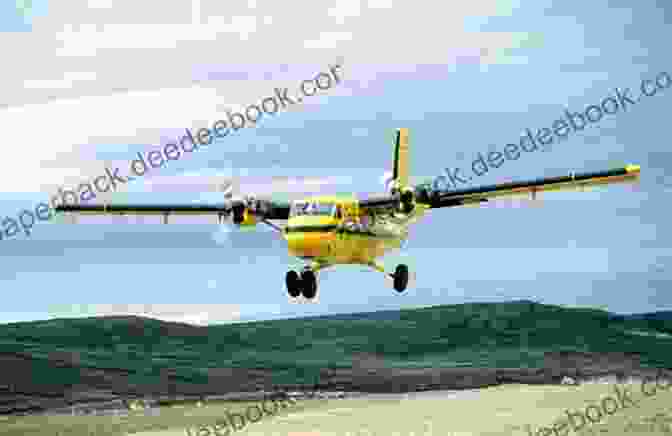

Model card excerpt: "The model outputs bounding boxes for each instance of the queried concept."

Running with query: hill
[0,301,671,415]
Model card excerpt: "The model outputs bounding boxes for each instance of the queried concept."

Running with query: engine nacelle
[398,187,415,214]
[232,204,259,226]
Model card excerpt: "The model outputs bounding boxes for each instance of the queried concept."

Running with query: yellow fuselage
[284,216,403,264]
[283,196,408,265]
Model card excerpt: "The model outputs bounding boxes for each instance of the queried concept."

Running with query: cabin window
[291,201,336,217]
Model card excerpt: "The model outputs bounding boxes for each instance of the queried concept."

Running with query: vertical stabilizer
[392,128,410,191]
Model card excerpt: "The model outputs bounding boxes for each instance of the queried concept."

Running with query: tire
[286,270,301,297]
[393,264,409,292]
[301,270,317,299]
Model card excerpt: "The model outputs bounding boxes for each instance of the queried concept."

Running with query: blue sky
[0,1,46,32]
[0,0,669,325]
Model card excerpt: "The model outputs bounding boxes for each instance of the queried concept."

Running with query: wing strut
[261,219,284,233]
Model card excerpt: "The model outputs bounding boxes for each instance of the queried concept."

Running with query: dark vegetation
[0,300,670,415]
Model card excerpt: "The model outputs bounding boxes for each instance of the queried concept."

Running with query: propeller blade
[221,181,235,199]
[381,171,395,193]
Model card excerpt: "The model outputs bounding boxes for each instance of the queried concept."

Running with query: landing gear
[301,269,317,299]
[285,268,318,299]
[287,262,408,297]
[286,270,301,297]
[367,261,411,293]
[392,264,409,292]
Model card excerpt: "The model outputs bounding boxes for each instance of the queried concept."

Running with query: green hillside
[0,301,670,393]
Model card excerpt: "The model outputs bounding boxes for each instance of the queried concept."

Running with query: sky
[0,0,669,325]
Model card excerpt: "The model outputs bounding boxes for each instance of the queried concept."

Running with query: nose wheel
[286,269,318,299]
[391,264,409,292]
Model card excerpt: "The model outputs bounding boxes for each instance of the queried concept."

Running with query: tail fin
[391,128,410,192]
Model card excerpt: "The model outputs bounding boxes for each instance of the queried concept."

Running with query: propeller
[381,171,395,194]
[221,181,235,200]
[213,181,282,245]
[216,181,260,225]
[212,189,274,246]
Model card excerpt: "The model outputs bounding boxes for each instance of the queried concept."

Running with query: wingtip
[625,164,641,174]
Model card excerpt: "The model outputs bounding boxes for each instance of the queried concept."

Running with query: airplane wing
[54,178,291,229]
[360,165,641,213]
[418,164,641,209]
[53,175,357,228]
[55,200,290,224]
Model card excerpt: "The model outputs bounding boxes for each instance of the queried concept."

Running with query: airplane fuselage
[283,195,425,266]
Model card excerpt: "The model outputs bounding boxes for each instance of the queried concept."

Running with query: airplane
[55,128,641,299]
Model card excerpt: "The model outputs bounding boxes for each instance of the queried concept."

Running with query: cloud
[139,174,355,196]
[23,71,97,90]
[51,303,243,325]
[0,0,521,196]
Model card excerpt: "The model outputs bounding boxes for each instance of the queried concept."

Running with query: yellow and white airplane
[56,128,641,299]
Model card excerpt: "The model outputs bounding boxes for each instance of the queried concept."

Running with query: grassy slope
[0,301,671,391]
[0,399,307,436]
[2,382,671,436]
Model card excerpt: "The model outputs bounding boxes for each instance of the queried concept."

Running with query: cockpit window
[291,201,335,217]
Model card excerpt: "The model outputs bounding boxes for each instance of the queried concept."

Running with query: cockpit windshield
[291,201,336,217]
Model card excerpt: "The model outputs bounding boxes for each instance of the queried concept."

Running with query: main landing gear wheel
[393,264,409,293]
[286,270,301,298]
[301,270,317,299]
